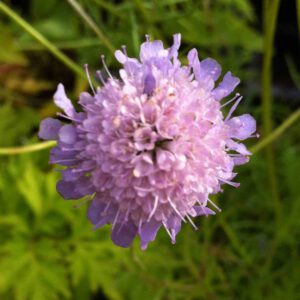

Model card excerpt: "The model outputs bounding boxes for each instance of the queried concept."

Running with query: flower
[39,34,257,249]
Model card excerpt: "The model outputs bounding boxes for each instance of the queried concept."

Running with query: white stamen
[145,34,150,42]
[168,197,186,223]
[96,70,106,85]
[56,113,82,123]
[147,195,159,222]
[101,55,113,79]
[112,209,120,230]
[84,64,96,95]
[185,214,198,230]
[225,96,243,121]
[208,198,222,212]
[221,93,240,108]
[163,221,173,240]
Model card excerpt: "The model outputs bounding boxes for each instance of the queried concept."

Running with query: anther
[145,34,150,42]
[121,45,127,56]
[84,64,96,95]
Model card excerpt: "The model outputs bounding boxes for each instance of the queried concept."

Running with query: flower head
[39,34,257,249]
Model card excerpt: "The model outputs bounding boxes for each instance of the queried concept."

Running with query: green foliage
[0,0,299,299]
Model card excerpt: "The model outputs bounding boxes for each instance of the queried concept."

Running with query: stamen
[112,209,120,230]
[103,202,111,214]
[57,113,82,123]
[168,197,186,223]
[101,55,113,79]
[162,221,173,240]
[225,96,243,121]
[208,199,222,212]
[185,214,198,230]
[96,70,106,85]
[221,93,240,108]
[145,34,150,42]
[219,178,240,188]
[147,195,159,222]
[84,64,96,95]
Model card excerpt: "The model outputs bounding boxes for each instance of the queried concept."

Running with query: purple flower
[39,34,257,249]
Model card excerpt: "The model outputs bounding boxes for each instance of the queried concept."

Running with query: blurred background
[0,0,300,299]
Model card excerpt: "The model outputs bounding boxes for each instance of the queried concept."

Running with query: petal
[114,49,127,64]
[140,219,161,250]
[56,180,83,200]
[58,125,77,144]
[232,156,249,165]
[111,221,137,248]
[165,216,182,244]
[187,48,200,78]
[212,72,240,101]
[226,139,251,155]
[140,40,168,63]
[54,83,76,116]
[168,33,181,66]
[144,71,156,95]
[199,58,221,81]
[38,118,62,140]
[226,114,256,140]
[193,206,216,216]
[87,199,107,225]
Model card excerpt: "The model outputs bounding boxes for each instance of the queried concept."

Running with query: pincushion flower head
[39,34,257,249]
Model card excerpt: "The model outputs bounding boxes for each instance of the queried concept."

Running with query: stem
[297,0,300,37]
[250,108,300,154]
[66,0,115,54]
[0,141,56,155]
[262,0,281,223]
[0,2,86,79]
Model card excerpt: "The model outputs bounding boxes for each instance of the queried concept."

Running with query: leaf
[17,162,43,217]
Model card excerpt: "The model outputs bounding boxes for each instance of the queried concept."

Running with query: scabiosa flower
[39,34,257,249]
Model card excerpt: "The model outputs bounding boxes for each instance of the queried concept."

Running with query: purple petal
[226,139,251,155]
[193,206,216,216]
[199,58,221,81]
[165,216,182,244]
[115,50,127,64]
[58,125,77,144]
[226,114,256,140]
[232,156,249,165]
[87,199,107,225]
[212,72,240,101]
[56,180,83,200]
[111,221,137,248]
[140,219,161,250]
[169,33,181,66]
[54,84,76,117]
[144,71,156,95]
[38,118,62,140]
[140,40,168,63]
[187,48,200,78]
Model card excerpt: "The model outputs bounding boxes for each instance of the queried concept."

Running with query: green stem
[0,2,86,79]
[250,108,300,154]
[297,0,300,37]
[66,0,115,54]
[262,0,281,223]
[0,141,56,155]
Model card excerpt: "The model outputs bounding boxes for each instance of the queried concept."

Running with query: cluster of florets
[39,34,256,249]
